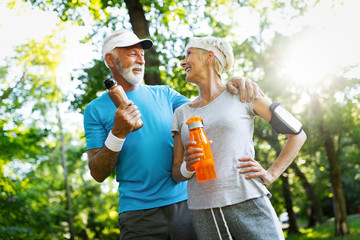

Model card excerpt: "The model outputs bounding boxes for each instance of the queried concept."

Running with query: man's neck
[114,75,139,92]
[120,80,138,92]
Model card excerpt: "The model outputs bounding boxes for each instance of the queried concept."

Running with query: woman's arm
[237,96,307,185]
[265,131,306,183]
[172,132,189,183]
[172,132,203,183]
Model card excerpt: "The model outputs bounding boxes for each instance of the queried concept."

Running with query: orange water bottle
[186,116,216,182]
[104,78,143,131]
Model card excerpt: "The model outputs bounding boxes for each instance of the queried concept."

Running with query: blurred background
[1,0,359,239]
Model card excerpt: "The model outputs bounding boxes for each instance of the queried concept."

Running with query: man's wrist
[105,130,125,152]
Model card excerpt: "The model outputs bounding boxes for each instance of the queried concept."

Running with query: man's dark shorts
[118,200,197,240]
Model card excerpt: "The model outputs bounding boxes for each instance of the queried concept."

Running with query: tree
[124,0,163,85]
[57,103,75,240]
[309,90,351,236]
[0,36,65,238]
[290,162,324,227]
[261,30,360,236]
[0,24,80,238]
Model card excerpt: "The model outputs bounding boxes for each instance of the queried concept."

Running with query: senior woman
[171,36,307,240]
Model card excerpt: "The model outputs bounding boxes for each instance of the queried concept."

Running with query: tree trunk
[324,135,350,236]
[310,93,349,236]
[124,0,163,85]
[281,173,299,234]
[57,105,75,240]
[290,162,323,227]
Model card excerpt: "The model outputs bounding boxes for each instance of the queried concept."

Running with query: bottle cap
[104,78,116,89]
[186,116,203,130]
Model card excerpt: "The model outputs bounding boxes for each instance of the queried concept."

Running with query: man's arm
[88,147,119,182]
[226,76,264,102]
[87,100,141,182]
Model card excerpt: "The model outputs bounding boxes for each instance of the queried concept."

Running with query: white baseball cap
[101,29,153,58]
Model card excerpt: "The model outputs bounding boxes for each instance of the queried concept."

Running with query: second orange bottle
[186,116,216,182]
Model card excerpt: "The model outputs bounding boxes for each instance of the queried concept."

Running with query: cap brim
[114,39,153,50]
[140,39,153,50]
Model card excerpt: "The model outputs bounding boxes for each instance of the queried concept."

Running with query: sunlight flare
[280,0,360,88]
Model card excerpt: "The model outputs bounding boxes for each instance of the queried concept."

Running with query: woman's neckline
[188,88,227,109]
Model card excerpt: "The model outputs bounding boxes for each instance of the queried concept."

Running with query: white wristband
[105,131,125,152]
[180,161,195,179]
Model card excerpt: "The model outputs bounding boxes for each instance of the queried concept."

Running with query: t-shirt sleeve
[171,108,182,137]
[83,104,107,150]
[246,101,256,117]
[167,87,190,111]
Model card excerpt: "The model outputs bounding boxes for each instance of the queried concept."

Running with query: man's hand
[112,100,141,139]
[226,76,264,103]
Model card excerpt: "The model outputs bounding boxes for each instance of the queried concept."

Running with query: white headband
[185,41,226,67]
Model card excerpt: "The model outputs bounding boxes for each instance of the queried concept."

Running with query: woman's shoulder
[174,102,190,115]
[224,89,253,105]
[223,89,257,115]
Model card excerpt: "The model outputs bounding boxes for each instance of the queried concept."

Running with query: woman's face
[180,48,207,83]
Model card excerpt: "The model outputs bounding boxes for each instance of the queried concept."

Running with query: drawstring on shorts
[210,207,233,240]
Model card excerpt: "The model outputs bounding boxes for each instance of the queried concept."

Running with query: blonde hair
[185,37,234,75]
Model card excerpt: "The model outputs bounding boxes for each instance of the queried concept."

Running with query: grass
[284,215,360,240]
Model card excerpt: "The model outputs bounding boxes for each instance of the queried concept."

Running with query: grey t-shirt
[172,89,270,210]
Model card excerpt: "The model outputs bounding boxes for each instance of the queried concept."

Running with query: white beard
[114,56,144,85]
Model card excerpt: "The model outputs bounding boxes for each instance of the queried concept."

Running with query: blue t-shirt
[84,84,190,213]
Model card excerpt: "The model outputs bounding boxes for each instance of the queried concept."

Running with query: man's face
[113,44,145,85]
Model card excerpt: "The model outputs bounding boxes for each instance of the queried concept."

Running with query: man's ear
[207,51,215,63]
[105,53,115,68]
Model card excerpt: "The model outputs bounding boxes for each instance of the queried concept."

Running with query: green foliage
[285,215,360,239]
[19,0,112,23]
[162,57,199,99]
[70,59,111,113]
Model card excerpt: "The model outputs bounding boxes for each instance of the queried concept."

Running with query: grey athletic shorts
[118,200,197,240]
[190,196,284,240]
